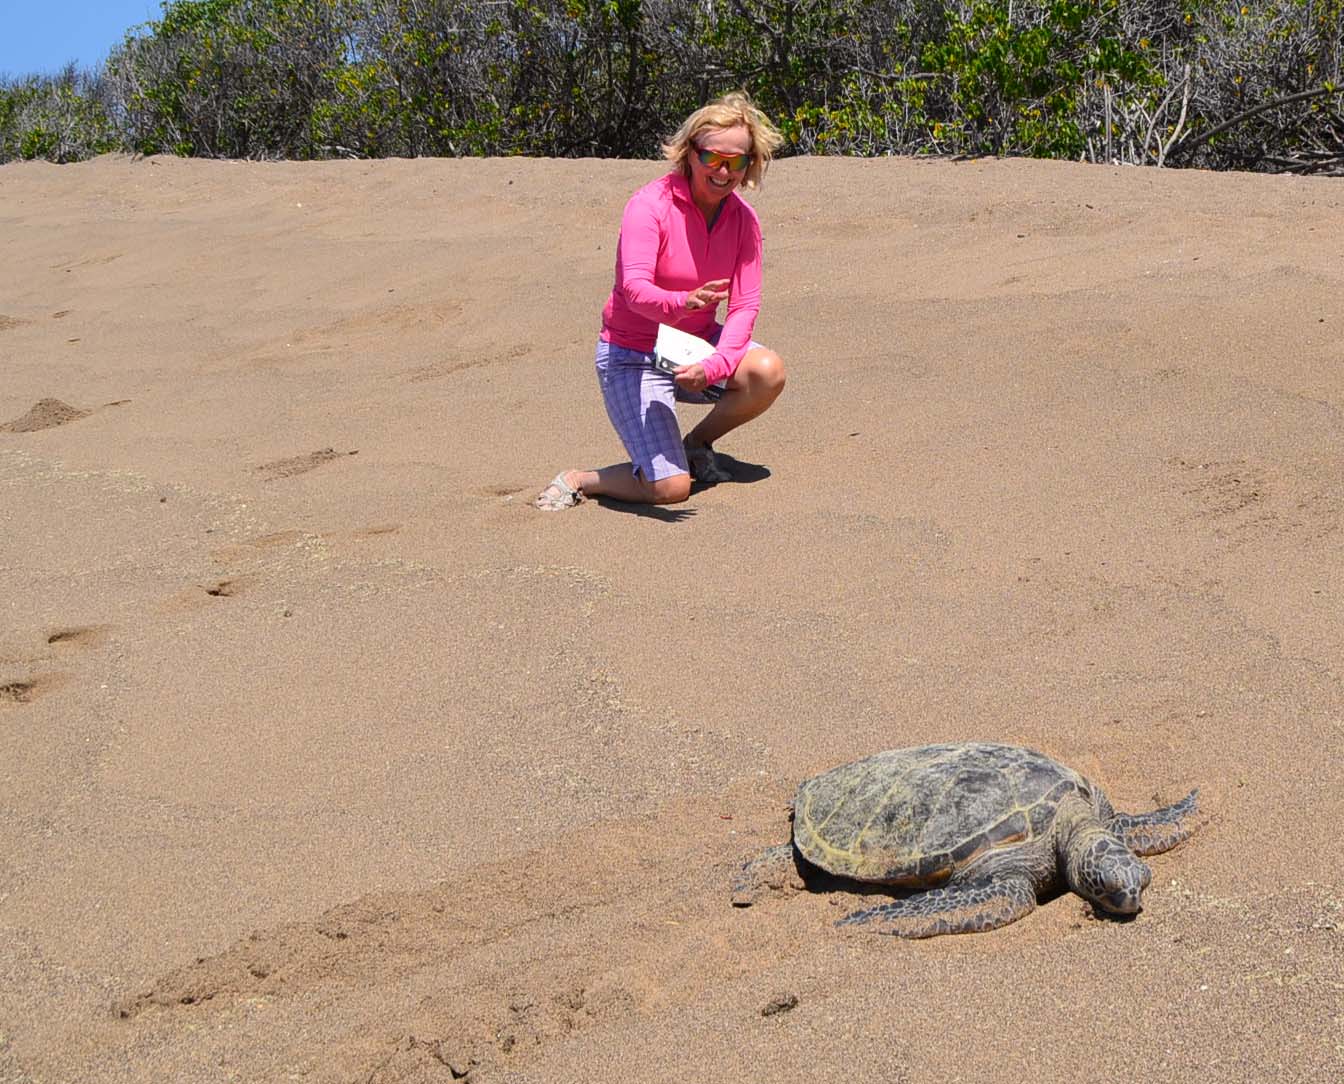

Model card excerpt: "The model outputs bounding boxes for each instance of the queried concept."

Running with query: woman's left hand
[674,363,710,394]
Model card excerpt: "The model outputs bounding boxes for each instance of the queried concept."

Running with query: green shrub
[0,66,119,163]
[4,1,1340,173]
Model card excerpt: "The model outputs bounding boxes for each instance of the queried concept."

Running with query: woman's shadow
[594,451,771,520]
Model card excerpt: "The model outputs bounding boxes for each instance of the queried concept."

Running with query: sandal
[534,471,585,511]
[685,442,731,484]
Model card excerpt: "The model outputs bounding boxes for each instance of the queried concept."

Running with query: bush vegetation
[2,0,1340,173]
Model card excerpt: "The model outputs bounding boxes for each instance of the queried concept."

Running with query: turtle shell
[792,743,1091,884]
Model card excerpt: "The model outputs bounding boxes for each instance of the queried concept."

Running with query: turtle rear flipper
[1108,789,1199,856]
[731,843,801,907]
[836,875,1036,938]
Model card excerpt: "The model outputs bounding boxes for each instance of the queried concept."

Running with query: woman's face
[688,124,753,212]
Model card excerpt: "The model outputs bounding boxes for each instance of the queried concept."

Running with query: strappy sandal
[534,472,585,511]
[686,443,731,484]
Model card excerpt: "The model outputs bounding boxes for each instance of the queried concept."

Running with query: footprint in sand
[1,679,38,704]
[405,358,495,383]
[47,625,110,648]
[0,628,112,703]
[471,484,528,499]
[157,579,247,614]
[1,674,68,704]
[209,531,306,564]
[405,342,533,384]
[255,448,358,480]
[364,983,636,1083]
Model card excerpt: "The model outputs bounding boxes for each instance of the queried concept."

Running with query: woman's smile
[690,123,752,218]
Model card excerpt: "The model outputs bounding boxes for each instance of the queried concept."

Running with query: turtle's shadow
[1084,905,1142,925]
[793,862,929,904]
[780,846,899,900]
[778,844,913,902]
[787,848,1111,918]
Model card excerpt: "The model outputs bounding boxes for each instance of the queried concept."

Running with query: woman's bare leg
[563,465,691,505]
[684,347,786,452]
[542,348,783,508]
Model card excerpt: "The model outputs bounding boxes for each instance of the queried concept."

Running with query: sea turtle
[731,742,1198,938]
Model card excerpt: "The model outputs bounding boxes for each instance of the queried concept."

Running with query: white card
[654,323,715,371]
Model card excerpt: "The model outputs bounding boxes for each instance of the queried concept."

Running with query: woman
[535,91,786,510]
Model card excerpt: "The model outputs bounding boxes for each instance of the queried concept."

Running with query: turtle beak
[1100,859,1151,914]
[1100,887,1144,915]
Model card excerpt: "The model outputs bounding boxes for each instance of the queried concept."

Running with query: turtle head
[1066,832,1152,915]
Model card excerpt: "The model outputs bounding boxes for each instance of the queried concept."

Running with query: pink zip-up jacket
[600,172,763,386]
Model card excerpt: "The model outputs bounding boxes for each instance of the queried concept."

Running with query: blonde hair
[661,91,784,190]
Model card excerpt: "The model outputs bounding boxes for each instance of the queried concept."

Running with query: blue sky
[1,1,164,78]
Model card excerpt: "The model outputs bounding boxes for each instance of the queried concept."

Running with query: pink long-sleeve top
[600,171,763,386]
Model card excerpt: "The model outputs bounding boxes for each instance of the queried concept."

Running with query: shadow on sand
[594,452,771,520]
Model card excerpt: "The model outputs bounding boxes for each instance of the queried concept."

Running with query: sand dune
[1,153,1341,1082]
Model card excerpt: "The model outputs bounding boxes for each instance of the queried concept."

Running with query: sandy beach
[1,152,1341,1082]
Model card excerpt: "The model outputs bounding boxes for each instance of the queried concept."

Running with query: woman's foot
[685,441,731,484]
[535,470,585,511]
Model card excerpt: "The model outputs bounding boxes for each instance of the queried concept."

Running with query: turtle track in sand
[110,799,791,1081]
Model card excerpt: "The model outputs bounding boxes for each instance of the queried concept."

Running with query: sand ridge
[1,153,1341,1082]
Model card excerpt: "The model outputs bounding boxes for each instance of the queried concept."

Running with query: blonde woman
[536,92,787,510]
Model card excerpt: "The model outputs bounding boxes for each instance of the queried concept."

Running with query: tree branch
[1167,84,1342,164]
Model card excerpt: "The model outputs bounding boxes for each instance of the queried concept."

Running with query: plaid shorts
[595,332,759,481]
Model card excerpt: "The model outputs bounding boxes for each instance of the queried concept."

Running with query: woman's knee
[745,349,786,396]
[762,351,786,393]
[649,473,692,504]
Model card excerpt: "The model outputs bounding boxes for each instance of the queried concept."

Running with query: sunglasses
[695,146,751,172]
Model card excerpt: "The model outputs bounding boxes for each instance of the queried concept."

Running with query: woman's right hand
[685,279,730,311]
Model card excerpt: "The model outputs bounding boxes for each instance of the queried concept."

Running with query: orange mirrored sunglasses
[695,146,751,171]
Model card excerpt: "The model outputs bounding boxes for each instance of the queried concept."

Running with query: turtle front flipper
[836,875,1037,938]
[1107,789,1199,856]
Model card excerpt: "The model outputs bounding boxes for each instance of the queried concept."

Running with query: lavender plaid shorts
[595,332,760,481]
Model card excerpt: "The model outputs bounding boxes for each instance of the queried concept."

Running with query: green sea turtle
[732,742,1198,938]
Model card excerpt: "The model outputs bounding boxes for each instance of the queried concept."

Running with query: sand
[0,152,1341,1083]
